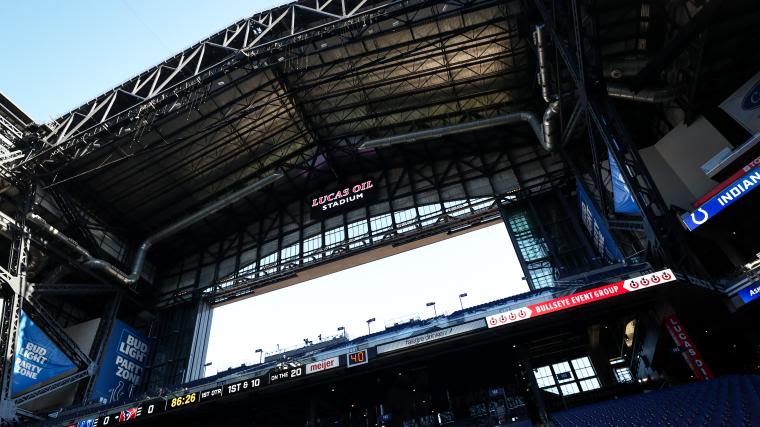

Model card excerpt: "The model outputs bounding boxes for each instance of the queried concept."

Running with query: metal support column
[0,184,35,425]
[533,0,696,273]
[79,291,123,403]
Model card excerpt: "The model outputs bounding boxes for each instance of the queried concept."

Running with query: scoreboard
[347,349,369,367]
[62,270,675,427]
[64,353,364,426]
[269,365,305,383]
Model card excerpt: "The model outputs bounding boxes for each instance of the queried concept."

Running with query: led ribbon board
[66,356,346,426]
[486,269,676,328]
[681,164,760,231]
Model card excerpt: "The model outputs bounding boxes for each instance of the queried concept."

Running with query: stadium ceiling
[7,0,760,263]
[14,0,537,257]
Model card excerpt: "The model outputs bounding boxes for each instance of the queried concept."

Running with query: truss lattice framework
[155,141,566,308]
[0,190,33,425]
[531,0,696,273]
[20,0,526,201]
[13,0,408,173]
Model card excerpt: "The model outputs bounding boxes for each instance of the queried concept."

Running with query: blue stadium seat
[551,375,760,427]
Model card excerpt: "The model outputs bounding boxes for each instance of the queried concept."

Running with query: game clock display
[347,349,369,367]
[169,392,197,408]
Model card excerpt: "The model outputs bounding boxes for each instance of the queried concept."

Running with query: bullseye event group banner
[486,269,675,328]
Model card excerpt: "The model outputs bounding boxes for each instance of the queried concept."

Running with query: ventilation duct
[27,173,282,286]
[534,24,560,151]
[360,113,545,150]
[533,24,553,104]
[606,83,675,103]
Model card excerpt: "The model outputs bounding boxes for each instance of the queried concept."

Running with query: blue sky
[0,0,281,122]
[0,1,527,374]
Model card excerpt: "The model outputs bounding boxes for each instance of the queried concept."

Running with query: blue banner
[681,164,760,231]
[738,281,760,304]
[12,311,77,396]
[577,179,625,263]
[90,320,150,404]
[608,150,640,215]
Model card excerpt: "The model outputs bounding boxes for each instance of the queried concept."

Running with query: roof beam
[630,0,726,90]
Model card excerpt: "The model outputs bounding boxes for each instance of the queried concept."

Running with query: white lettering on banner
[486,269,676,328]
[114,355,143,385]
[113,332,149,386]
[305,357,339,374]
[118,334,148,363]
[717,172,760,206]
[664,315,713,380]
[322,193,364,211]
[13,340,51,380]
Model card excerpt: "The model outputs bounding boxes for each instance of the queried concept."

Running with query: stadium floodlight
[255,348,263,364]
[337,326,345,337]
[459,293,468,310]
[366,318,376,334]
[426,302,437,317]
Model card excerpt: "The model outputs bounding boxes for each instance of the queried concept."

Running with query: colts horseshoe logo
[690,208,709,226]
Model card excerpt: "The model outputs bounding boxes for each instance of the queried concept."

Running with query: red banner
[694,155,760,207]
[486,269,675,328]
[663,314,714,380]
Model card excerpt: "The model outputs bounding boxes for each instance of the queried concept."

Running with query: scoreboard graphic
[62,269,676,427]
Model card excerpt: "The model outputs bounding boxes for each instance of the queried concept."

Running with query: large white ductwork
[533,24,553,104]
[27,173,282,286]
[606,83,675,103]
[360,25,562,153]
[534,24,560,151]
[360,112,546,150]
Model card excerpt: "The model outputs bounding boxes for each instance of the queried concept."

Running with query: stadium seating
[551,375,760,427]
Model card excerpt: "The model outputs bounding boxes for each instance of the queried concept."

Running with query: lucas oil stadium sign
[681,164,760,231]
[310,179,376,218]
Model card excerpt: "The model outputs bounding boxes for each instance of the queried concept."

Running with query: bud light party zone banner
[608,150,640,215]
[90,320,150,404]
[486,270,676,328]
[13,311,77,396]
[577,179,625,263]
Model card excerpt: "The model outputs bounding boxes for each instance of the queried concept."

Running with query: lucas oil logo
[742,80,760,111]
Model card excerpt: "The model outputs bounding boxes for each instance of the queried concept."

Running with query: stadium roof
[12,0,760,262]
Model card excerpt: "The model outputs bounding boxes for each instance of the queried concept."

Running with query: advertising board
[12,311,77,396]
[90,320,150,404]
